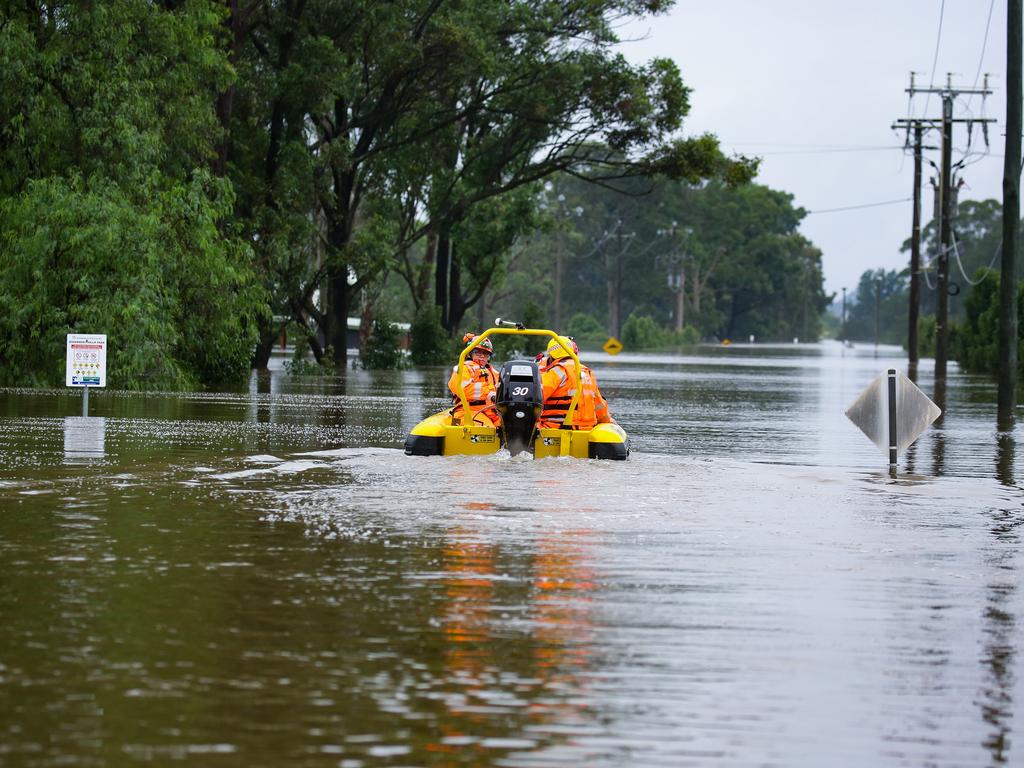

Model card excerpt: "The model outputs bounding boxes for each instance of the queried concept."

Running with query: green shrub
[284,339,334,376]
[663,325,701,347]
[622,314,665,350]
[0,174,262,390]
[566,312,607,349]
[917,314,937,360]
[360,314,409,370]
[950,268,1024,377]
[409,305,449,365]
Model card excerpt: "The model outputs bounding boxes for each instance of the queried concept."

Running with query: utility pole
[908,123,924,364]
[658,222,686,331]
[896,74,995,379]
[936,92,954,378]
[551,194,583,330]
[605,220,634,339]
[874,277,881,348]
[671,223,684,332]
[999,0,1021,425]
[841,287,847,341]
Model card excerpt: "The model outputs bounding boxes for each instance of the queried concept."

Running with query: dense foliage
[1,0,796,388]
[841,268,909,345]
[950,268,1024,377]
[0,2,263,389]
[469,177,830,344]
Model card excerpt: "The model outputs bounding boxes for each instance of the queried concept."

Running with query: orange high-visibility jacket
[447,360,500,426]
[538,359,611,430]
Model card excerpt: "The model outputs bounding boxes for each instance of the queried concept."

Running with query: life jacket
[448,359,500,426]
[539,359,611,431]
[587,366,612,426]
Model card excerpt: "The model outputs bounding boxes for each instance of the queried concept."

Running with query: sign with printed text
[603,337,623,355]
[66,334,107,387]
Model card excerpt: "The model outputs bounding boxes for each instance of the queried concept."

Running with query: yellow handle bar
[454,328,582,429]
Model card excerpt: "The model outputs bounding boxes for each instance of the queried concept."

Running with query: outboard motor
[496,360,543,456]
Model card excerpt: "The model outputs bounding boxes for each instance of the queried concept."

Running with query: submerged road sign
[67,333,107,418]
[845,368,941,467]
[66,334,107,387]
[603,337,623,355]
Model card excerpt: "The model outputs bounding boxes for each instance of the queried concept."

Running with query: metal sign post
[66,334,107,417]
[846,368,941,471]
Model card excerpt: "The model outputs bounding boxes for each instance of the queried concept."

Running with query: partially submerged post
[846,368,941,471]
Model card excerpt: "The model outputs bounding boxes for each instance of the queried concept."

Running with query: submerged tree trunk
[447,243,468,335]
[326,270,351,371]
[251,315,281,370]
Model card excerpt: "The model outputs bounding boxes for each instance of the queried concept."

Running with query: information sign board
[66,334,107,387]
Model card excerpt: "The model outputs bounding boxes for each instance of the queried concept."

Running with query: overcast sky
[621,0,1011,299]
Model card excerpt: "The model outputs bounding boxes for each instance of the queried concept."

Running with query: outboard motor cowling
[496,360,542,456]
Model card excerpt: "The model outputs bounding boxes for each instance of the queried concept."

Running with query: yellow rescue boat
[404,321,629,460]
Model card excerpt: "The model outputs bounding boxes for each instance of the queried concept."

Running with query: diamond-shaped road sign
[845,368,941,466]
[603,337,623,355]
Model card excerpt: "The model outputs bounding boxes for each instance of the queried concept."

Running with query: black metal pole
[888,369,898,467]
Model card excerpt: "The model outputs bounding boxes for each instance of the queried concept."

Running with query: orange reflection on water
[426,518,598,761]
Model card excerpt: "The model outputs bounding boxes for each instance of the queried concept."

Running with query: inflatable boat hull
[404,411,629,460]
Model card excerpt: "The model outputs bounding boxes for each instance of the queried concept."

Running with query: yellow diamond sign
[603,337,623,355]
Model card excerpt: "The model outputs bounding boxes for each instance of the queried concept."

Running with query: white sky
[621,0,1012,298]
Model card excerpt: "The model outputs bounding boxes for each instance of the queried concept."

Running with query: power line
[751,146,905,156]
[725,142,901,149]
[951,229,1001,285]
[921,0,946,118]
[806,197,912,215]
[965,0,997,113]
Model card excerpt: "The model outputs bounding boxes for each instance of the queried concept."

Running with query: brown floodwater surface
[1,341,1021,766]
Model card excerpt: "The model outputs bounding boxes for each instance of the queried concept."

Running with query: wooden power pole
[908,123,924,364]
[999,0,1022,424]
[896,76,995,379]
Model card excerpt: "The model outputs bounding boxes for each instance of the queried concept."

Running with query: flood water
[1,341,1021,767]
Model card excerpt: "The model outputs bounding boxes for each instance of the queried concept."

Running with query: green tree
[950,268,1024,379]
[0,2,262,389]
[905,198,1023,319]
[843,269,908,345]
[499,177,827,343]
[226,0,755,369]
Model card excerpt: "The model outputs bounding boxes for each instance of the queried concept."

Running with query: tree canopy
[1,0,778,386]
[0,2,264,388]
[466,177,830,345]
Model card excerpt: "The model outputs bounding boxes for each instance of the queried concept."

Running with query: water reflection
[996,433,1016,488]
[930,378,947,477]
[980,432,1019,765]
[420,490,599,764]
[62,416,105,463]
[4,345,1024,767]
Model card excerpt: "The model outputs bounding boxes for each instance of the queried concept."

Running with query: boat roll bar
[455,321,583,428]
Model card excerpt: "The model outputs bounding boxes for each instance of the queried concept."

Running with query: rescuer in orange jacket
[448,334,501,427]
[538,336,613,430]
